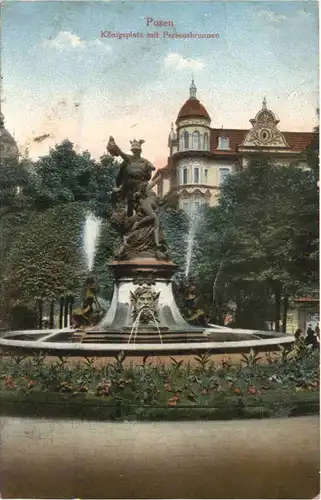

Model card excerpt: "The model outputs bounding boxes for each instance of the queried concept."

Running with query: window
[192,131,200,150]
[218,136,230,150]
[194,167,199,184]
[219,168,230,185]
[203,132,209,150]
[204,169,208,184]
[184,131,189,149]
[179,134,184,151]
[183,167,188,184]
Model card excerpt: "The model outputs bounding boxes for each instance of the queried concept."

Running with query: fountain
[83,212,101,272]
[0,137,295,357]
[185,203,202,277]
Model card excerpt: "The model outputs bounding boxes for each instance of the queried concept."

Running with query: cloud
[42,31,112,53]
[255,9,287,24]
[164,52,205,72]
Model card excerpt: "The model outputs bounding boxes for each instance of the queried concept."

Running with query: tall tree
[196,154,319,329]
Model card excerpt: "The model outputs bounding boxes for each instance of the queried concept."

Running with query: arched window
[184,131,189,149]
[194,167,199,184]
[192,130,200,150]
[203,132,209,150]
[183,167,188,184]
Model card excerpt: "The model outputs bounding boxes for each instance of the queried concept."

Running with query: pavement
[0,415,319,499]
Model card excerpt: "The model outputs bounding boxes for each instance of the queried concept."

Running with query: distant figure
[315,325,320,348]
[305,324,318,349]
[294,328,303,341]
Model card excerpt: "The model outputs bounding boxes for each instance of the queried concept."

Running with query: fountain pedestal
[83,258,205,344]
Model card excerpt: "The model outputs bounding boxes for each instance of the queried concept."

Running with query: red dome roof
[176,98,210,122]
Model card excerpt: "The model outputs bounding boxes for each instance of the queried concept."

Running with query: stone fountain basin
[0,327,295,356]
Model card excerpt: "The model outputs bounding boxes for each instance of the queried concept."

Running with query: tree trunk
[274,284,281,332]
[282,294,289,333]
[38,300,43,329]
[64,296,69,328]
[69,296,73,319]
[49,301,54,329]
[59,297,64,329]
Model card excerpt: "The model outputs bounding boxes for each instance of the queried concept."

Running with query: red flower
[234,387,241,394]
[5,376,16,390]
[248,386,256,395]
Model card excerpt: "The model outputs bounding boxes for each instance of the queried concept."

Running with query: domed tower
[175,78,211,153]
[0,111,19,162]
[168,79,212,211]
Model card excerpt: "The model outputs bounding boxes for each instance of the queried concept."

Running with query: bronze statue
[71,276,103,329]
[107,136,168,260]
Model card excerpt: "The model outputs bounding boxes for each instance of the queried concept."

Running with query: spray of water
[128,309,163,344]
[185,204,202,278]
[83,212,102,272]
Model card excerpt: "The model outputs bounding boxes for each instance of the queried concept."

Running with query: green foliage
[9,304,39,330]
[195,154,319,326]
[4,203,86,303]
[160,207,188,273]
[0,349,318,419]
[0,141,120,317]
[91,220,119,300]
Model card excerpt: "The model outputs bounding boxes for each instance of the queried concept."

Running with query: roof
[283,132,316,151]
[293,297,319,303]
[210,129,315,154]
[157,128,315,174]
[177,98,210,122]
[210,129,248,154]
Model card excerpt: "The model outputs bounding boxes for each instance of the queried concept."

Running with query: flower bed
[0,344,319,421]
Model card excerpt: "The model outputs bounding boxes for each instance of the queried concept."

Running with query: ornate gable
[240,98,290,149]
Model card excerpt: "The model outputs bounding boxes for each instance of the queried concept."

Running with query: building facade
[156,81,315,211]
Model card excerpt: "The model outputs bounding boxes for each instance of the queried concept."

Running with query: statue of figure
[107,136,167,259]
[71,276,103,329]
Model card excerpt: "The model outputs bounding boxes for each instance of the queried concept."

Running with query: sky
[0,0,319,167]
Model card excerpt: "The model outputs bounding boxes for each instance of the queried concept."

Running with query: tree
[195,154,319,330]
[26,141,117,212]
[160,207,189,275]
